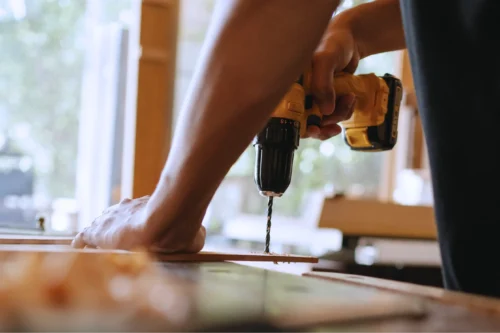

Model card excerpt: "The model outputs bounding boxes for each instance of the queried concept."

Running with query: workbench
[1,242,500,331]
[151,261,500,331]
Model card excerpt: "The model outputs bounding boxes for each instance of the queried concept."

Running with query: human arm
[138,0,344,251]
[307,0,406,139]
[72,0,407,252]
[71,0,343,251]
[340,0,406,58]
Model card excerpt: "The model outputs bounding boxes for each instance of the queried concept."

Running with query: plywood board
[0,245,318,263]
[0,235,74,245]
[154,251,318,263]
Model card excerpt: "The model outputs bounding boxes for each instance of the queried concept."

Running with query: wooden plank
[0,245,318,263]
[169,263,500,331]
[410,110,424,169]
[318,197,437,239]
[304,271,500,315]
[1,253,500,331]
[154,251,318,263]
[0,253,426,331]
[0,244,126,253]
[0,235,73,245]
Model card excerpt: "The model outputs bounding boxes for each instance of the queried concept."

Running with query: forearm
[334,0,405,59]
[143,0,340,240]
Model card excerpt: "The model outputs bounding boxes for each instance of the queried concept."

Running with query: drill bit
[265,197,273,254]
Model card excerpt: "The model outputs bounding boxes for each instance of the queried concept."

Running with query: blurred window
[0,0,139,234]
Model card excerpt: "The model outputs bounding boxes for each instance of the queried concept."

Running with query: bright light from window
[302,147,318,161]
[337,148,353,163]
[0,0,26,21]
[319,141,335,157]
[9,0,25,20]
[299,160,314,174]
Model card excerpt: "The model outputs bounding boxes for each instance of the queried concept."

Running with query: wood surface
[154,251,318,263]
[0,235,73,245]
[269,297,426,329]
[304,271,500,315]
[165,262,500,331]
[318,196,436,239]
[2,248,500,331]
[0,253,425,331]
[0,244,318,263]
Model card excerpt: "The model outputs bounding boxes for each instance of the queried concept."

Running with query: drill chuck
[253,118,300,197]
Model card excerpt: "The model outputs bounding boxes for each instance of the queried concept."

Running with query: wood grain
[304,271,500,315]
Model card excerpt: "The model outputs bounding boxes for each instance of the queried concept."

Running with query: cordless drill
[253,68,403,253]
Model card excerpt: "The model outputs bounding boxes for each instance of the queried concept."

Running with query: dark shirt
[399,0,500,297]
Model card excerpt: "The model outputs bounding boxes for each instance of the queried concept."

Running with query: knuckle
[119,198,132,205]
[311,78,333,97]
[312,83,333,99]
[100,217,113,227]
[134,198,149,208]
[313,50,334,62]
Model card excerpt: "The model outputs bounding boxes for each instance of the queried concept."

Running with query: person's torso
[399,0,500,218]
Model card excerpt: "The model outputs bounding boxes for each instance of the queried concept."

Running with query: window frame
[121,0,179,199]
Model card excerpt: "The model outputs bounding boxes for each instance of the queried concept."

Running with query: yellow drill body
[254,68,403,253]
[253,69,403,198]
[270,70,403,150]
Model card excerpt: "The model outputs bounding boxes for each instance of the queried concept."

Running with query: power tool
[253,68,403,253]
